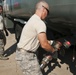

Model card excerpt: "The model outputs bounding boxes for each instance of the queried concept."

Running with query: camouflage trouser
[16,48,43,75]
[0,39,4,55]
[0,31,6,55]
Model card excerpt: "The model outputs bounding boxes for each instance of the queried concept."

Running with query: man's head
[0,5,3,14]
[35,1,49,20]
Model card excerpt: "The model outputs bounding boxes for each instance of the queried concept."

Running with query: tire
[15,24,22,42]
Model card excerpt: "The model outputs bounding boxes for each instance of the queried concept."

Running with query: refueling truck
[2,0,76,72]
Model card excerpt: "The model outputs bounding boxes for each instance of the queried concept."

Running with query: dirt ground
[0,29,76,75]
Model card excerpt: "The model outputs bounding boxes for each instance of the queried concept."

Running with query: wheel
[15,24,22,42]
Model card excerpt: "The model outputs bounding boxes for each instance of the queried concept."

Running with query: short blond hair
[36,0,49,10]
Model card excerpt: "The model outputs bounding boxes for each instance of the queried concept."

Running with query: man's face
[41,6,49,20]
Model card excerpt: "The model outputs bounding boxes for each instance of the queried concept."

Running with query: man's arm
[38,32,55,53]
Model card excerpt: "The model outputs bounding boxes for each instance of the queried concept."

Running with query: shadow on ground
[4,42,17,57]
[58,48,76,75]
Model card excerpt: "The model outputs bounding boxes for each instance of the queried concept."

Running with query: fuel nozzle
[40,41,62,70]
[63,40,71,48]
[40,55,52,70]
[51,41,62,51]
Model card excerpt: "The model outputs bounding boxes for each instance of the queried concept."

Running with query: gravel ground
[0,29,75,75]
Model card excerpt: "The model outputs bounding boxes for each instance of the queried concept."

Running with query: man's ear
[42,8,45,12]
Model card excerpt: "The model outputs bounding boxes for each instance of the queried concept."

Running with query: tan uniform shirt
[17,14,46,52]
[0,15,3,30]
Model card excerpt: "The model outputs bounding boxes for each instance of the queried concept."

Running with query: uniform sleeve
[35,21,46,34]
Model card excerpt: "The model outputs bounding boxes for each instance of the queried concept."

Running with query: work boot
[0,55,9,60]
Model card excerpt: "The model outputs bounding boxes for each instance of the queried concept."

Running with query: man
[0,5,8,60]
[16,1,56,75]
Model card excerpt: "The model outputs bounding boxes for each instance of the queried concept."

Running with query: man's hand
[51,41,62,51]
